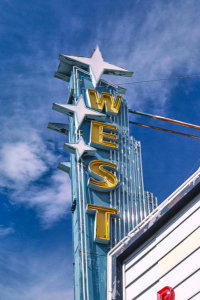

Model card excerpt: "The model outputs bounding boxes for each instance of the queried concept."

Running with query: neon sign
[49,46,157,300]
[52,53,131,243]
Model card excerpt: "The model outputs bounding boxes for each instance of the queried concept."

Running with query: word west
[86,89,121,243]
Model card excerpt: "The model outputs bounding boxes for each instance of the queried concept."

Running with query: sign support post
[49,47,157,300]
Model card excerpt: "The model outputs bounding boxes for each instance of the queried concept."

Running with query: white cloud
[0,137,71,226]
[2,0,199,227]
[14,171,72,227]
[0,124,71,226]
[0,226,14,237]
[98,0,200,112]
[0,126,57,188]
[0,243,73,300]
[0,142,48,188]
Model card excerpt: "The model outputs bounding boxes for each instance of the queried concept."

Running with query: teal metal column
[48,48,157,300]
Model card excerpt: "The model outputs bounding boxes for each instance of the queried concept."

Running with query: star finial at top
[55,46,133,88]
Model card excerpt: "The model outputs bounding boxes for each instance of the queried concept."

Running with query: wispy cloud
[1,0,200,228]
[0,226,14,237]
[97,0,200,112]
[0,141,48,188]
[0,122,57,191]
[13,171,71,227]
[0,242,73,300]
[0,123,71,226]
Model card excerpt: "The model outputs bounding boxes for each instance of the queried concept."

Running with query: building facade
[108,168,200,300]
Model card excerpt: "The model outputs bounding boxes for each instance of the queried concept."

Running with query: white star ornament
[56,46,133,88]
[53,95,106,129]
[63,137,96,161]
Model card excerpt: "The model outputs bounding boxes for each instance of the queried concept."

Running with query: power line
[116,74,200,85]
[129,121,200,140]
[129,109,200,130]
[1,73,200,88]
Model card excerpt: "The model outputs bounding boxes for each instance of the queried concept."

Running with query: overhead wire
[129,109,200,130]
[115,74,200,85]
[129,109,200,140]
[129,121,200,140]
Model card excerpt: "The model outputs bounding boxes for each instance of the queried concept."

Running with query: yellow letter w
[87,89,122,115]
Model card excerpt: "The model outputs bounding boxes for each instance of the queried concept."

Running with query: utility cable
[116,74,200,85]
[129,121,200,140]
[129,109,200,130]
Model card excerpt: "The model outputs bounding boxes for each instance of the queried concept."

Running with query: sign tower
[48,47,157,300]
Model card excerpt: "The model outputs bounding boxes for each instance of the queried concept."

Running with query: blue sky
[0,0,200,299]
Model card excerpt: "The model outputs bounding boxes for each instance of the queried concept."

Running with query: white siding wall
[123,194,200,300]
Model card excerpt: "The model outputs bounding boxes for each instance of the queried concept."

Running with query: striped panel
[189,292,200,299]
[174,270,200,300]
[158,228,200,276]
[123,196,200,300]
[125,206,199,283]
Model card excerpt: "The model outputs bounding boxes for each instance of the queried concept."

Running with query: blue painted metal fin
[54,71,70,82]
[57,162,71,174]
[52,103,71,116]
[47,122,69,135]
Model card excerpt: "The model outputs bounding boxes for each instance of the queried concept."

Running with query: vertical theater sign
[48,47,157,300]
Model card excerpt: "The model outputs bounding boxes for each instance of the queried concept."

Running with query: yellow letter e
[91,121,118,150]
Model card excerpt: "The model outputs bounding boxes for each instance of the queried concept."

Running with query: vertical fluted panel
[106,98,157,244]
[65,68,157,300]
